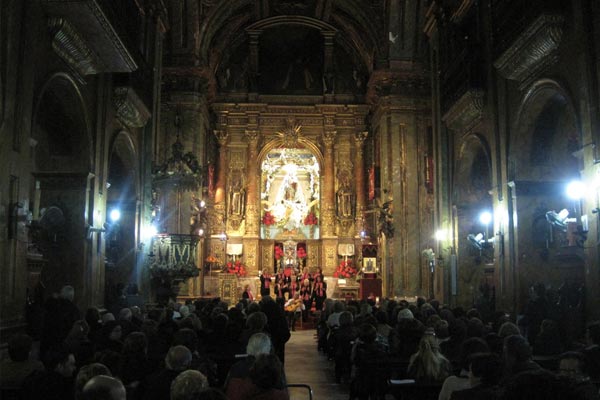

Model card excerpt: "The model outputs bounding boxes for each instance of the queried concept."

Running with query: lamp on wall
[545,180,589,247]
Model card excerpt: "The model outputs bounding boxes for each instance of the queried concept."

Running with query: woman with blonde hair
[408,333,451,383]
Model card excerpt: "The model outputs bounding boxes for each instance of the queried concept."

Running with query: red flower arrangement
[297,247,307,259]
[274,245,284,260]
[225,260,247,277]
[262,211,276,226]
[333,260,358,278]
[303,211,318,225]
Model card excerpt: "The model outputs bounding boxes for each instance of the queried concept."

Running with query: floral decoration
[333,260,358,278]
[303,211,318,225]
[205,255,218,263]
[262,211,276,226]
[274,245,284,260]
[297,247,307,259]
[225,260,247,277]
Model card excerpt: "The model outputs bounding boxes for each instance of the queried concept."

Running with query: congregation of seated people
[1,283,600,400]
[314,295,600,400]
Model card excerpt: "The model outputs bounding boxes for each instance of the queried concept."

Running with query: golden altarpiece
[180,106,373,300]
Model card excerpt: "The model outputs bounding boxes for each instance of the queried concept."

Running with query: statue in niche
[336,170,354,218]
[228,171,246,217]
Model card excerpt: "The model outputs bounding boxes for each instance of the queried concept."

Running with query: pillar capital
[354,131,368,146]
[244,129,260,143]
[323,130,337,147]
[214,130,229,146]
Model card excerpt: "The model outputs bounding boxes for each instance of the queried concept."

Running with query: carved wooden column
[322,131,336,237]
[244,130,260,236]
[354,131,368,236]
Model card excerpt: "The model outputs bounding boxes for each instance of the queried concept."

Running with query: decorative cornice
[113,87,151,128]
[48,17,101,76]
[442,89,485,132]
[493,14,564,84]
[43,0,138,73]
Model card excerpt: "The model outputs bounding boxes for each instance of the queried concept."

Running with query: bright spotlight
[435,229,447,241]
[566,180,585,200]
[198,228,204,236]
[109,209,121,222]
[479,211,492,225]
[142,224,157,240]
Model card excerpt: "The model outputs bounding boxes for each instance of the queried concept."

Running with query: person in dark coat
[260,296,290,365]
[21,344,77,400]
[40,285,81,357]
[141,345,192,400]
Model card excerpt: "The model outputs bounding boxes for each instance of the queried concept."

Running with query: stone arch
[32,73,92,172]
[453,133,494,306]
[508,79,583,307]
[511,79,580,181]
[30,73,92,304]
[105,129,140,309]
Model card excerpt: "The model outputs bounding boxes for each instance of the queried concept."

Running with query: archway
[509,80,582,312]
[453,134,493,308]
[30,73,92,307]
[105,131,139,313]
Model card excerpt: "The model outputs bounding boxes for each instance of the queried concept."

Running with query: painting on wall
[259,25,323,95]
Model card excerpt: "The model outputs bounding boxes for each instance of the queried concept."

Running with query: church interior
[1,0,600,340]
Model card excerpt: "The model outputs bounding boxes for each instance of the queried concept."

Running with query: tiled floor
[284,329,350,400]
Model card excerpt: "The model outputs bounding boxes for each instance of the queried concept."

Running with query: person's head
[165,345,193,371]
[60,285,75,301]
[358,323,377,344]
[503,335,531,368]
[103,321,122,342]
[75,363,112,400]
[339,311,354,327]
[8,333,33,362]
[86,307,101,325]
[417,332,441,354]
[333,301,345,313]
[303,278,310,286]
[173,328,199,353]
[82,375,126,400]
[246,332,272,356]
[458,337,490,371]
[498,321,520,338]
[249,354,283,390]
[246,311,267,331]
[118,308,132,321]
[558,351,586,379]
[585,321,600,346]
[170,370,209,400]
[45,344,76,377]
[122,331,148,356]
[397,308,414,322]
[101,312,116,324]
[468,352,502,386]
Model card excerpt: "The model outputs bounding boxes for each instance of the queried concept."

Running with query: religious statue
[228,171,246,217]
[336,170,354,218]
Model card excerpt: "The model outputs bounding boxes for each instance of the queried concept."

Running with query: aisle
[284,329,350,400]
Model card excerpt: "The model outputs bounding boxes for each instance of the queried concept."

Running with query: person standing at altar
[242,284,254,301]
[300,279,312,322]
[300,267,312,287]
[275,270,286,299]
[259,269,273,297]
[289,273,299,299]
[312,273,327,311]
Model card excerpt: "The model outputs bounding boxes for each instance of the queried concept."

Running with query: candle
[33,180,40,220]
